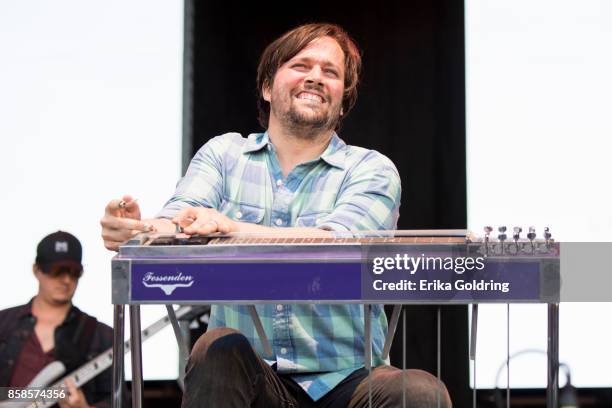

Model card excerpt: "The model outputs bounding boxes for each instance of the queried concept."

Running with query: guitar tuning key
[484,226,493,255]
[497,226,507,241]
[513,227,522,241]
[527,226,536,241]
[512,227,522,255]
[498,226,507,254]
[527,226,536,254]
[544,227,552,246]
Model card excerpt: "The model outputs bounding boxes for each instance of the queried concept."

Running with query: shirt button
[275,218,283,226]
[235,211,243,219]
[280,347,287,355]
[276,304,283,312]
[276,179,283,187]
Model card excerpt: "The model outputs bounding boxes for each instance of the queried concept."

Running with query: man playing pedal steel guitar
[0,231,115,408]
[101,23,451,408]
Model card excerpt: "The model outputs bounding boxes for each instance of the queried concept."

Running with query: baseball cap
[35,231,83,273]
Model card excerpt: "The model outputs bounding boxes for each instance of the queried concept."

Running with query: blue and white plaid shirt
[158,132,401,401]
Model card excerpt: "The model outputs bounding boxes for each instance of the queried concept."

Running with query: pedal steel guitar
[111,228,560,408]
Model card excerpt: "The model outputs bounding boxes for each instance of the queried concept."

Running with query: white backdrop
[0,1,183,380]
[466,0,612,388]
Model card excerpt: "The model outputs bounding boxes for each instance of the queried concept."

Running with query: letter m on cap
[55,241,69,253]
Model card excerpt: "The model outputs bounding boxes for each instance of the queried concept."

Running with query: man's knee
[189,327,242,364]
[183,328,258,407]
[360,367,452,408]
[384,368,452,408]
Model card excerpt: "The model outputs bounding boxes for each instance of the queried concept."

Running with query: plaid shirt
[158,132,401,401]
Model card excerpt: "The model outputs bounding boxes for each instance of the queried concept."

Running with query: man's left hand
[173,207,238,235]
[58,379,91,408]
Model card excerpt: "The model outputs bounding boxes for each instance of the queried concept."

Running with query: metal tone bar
[247,305,273,357]
[547,303,559,408]
[129,305,144,408]
[166,305,187,356]
[382,305,402,360]
[437,306,441,408]
[506,305,510,408]
[364,304,372,408]
[112,305,124,408]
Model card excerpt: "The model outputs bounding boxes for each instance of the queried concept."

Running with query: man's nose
[60,272,76,283]
[305,66,324,86]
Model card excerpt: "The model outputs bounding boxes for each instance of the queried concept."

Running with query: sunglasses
[41,264,83,279]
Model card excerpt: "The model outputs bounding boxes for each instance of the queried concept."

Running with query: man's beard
[274,95,342,138]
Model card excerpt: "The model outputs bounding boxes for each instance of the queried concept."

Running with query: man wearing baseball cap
[0,231,116,408]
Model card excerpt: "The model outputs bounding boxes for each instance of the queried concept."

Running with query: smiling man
[100,23,451,407]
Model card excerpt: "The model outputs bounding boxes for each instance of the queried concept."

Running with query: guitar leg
[364,304,372,408]
[130,305,144,408]
[546,303,559,408]
[112,304,125,408]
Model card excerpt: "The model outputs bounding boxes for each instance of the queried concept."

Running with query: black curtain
[186,0,468,405]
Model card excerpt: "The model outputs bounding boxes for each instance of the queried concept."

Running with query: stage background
[466,0,612,390]
[0,0,184,380]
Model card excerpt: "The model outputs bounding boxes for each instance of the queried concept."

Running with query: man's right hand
[100,195,154,251]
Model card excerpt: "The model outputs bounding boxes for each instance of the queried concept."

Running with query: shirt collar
[319,133,346,170]
[242,131,346,170]
[15,298,35,320]
[20,298,78,323]
[242,132,270,153]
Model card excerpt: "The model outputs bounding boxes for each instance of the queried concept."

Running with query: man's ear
[33,264,41,279]
[262,82,271,102]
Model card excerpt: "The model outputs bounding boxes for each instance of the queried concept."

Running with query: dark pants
[181,328,452,408]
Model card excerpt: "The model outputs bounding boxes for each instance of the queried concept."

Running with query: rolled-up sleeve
[317,152,401,232]
[157,136,226,219]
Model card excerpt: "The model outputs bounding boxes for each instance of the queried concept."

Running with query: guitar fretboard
[208,236,467,245]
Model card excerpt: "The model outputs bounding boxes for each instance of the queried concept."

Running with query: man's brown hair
[256,23,362,130]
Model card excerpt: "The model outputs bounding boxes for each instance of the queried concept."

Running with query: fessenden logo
[142,271,194,295]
